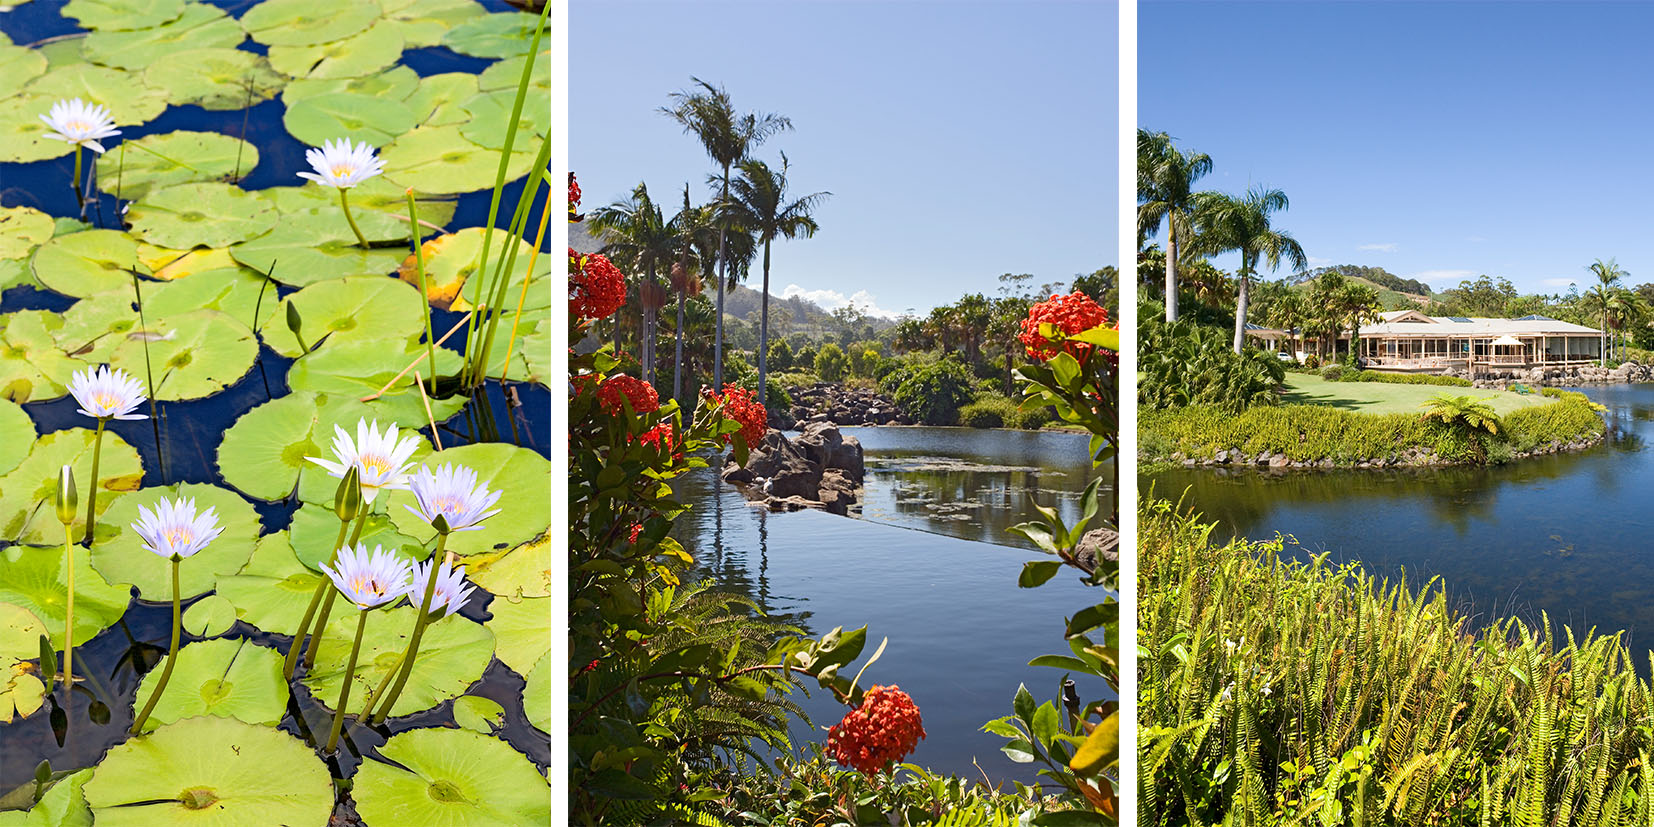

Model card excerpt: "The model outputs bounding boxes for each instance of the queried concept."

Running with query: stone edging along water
[1144,429,1605,473]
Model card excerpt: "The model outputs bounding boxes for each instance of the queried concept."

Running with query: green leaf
[380,124,537,196]
[1031,701,1058,749]
[980,717,1023,739]
[440,11,543,58]
[353,728,551,823]
[214,532,325,636]
[241,0,381,47]
[384,442,551,557]
[126,183,278,250]
[268,21,404,81]
[30,229,146,299]
[25,64,168,125]
[481,594,550,677]
[451,695,504,734]
[1028,654,1092,672]
[230,226,408,288]
[90,483,258,600]
[1013,683,1035,727]
[0,206,53,262]
[141,48,285,111]
[259,276,429,359]
[108,309,258,401]
[181,594,236,638]
[521,652,550,735]
[1018,560,1063,588]
[95,131,260,202]
[812,625,868,670]
[1067,601,1118,639]
[128,638,287,733]
[1068,326,1119,351]
[1000,739,1036,764]
[79,5,242,71]
[0,426,142,545]
[301,606,493,719]
[282,91,416,148]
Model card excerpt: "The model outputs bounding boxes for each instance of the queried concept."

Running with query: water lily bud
[431,513,451,535]
[55,465,76,526]
[334,466,361,522]
[286,303,304,340]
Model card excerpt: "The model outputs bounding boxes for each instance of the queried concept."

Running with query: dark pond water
[1148,384,1654,654]
[674,426,1113,783]
[0,0,550,799]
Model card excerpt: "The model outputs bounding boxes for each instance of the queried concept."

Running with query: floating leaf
[302,606,493,718]
[135,244,239,281]
[477,48,550,93]
[466,531,549,599]
[82,717,334,826]
[451,695,503,734]
[0,42,48,90]
[386,443,551,557]
[0,207,53,262]
[281,91,414,154]
[62,0,185,31]
[0,546,131,653]
[0,96,72,163]
[30,229,147,299]
[90,483,258,600]
[260,276,427,358]
[521,653,549,735]
[0,400,36,480]
[182,595,236,638]
[129,639,286,732]
[441,11,543,59]
[126,183,278,250]
[54,292,138,365]
[285,338,467,426]
[405,71,478,127]
[0,766,91,824]
[0,427,143,545]
[0,603,47,661]
[107,309,257,401]
[383,0,489,48]
[288,502,425,570]
[380,124,537,196]
[141,48,284,111]
[230,226,407,288]
[0,311,90,402]
[141,265,269,326]
[268,20,404,80]
[25,64,168,124]
[241,0,381,47]
[0,260,34,293]
[259,179,456,244]
[215,532,324,636]
[399,225,550,311]
[280,65,420,107]
[354,728,550,825]
[481,594,548,676]
[0,657,46,724]
[458,88,549,150]
[94,131,259,201]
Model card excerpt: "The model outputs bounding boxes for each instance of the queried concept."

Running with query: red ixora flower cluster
[568,172,581,220]
[597,374,660,415]
[827,685,926,775]
[706,384,767,447]
[1018,292,1115,363]
[627,522,643,543]
[570,250,626,320]
[635,422,683,460]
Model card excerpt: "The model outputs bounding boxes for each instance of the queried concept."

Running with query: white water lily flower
[321,544,412,609]
[296,138,385,189]
[39,98,120,154]
[405,464,502,532]
[67,365,148,421]
[405,558,478,618]
[306,419,420,504]
[131,497,224,560]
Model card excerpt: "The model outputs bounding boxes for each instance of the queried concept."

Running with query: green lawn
[1281,373,1553,415]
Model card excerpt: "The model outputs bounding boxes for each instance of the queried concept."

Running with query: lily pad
[0,545,132,652]
[94,131,259,201]
[62,0,185,31]
[25,64,168,124]
[142,48,284,111]
[182,595,236,638]
[281,91,413,151]
[451,695,503,734]
[260,276,427,359]
[129,639,286,732]
[398,225,551,311]
[0,426,143,545]
[126,183,278,250]
[230,226,407,288]
[0,311,90,402]
[0,260,32,293]
[385,443,551,557]
[441,11,545,59]
[353,728,551,825]
[0,43,48,90]
[241,0,381,47]
[288,501,426,571]
[0,657,45,724]
[141,265,270,326]
[135,245,238,281]
[465,531,550,599]
[285,338,467,426]
[260,179,456,244]
[0,400,35,478]
[82,5,244,71]
[383,0,488,48]
[280,65,420,107]
[521,653,549,735]
[301,605,493,718]
[107,309,258,401]
[381,124,538,196]
[469,312,548,386]
[30,229,148,298]
[0,767,91,825]
[405,71,478,127]
[0,602,48,660]
[82,717,334,826]
[477,49,550,93]
[0,207,53,261]
[215,532,325,636]
[55,292,138,365]
[481,594,548,676]
[90,483,258,600]
[459,87,549,150]
[268,20,404,80]
[0,96,78,164]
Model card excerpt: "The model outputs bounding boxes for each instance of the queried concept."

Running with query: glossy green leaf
[521,652,550,735]
[405,72,479,127]
[0,96,74,163]
[240,0,381,47]
[302,605,493,718]
[353,727,551,825]
[458,87,548,150]
[30,229,146,298]
[451,695,503,734]
[81,5,243,71]
[0,546,131,653]
[259,275,428,358]
[268,20,404,80]
[0,426,142,545]
[1018,559,1063,588]
[465,531,550,599]
[0,207,53,261]
[126,183,278,250]
[25,64,167,124]
[0,312,90,402]
[482,594,548,676]
[440,11,542,59]
[230,226,408,288]
[128,638,287,732]
[380,124,537,196]
[95,131,259,201]
[214,532,325,636]
[90,483,258,600]
[141,48,284,111]
[287,501,425,570]
[284,338,466,427]
[62,0,185,31]
[385,442,552,557]
[182,594,236,638]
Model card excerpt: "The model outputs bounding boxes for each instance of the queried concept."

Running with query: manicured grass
[1282,372,1552,415]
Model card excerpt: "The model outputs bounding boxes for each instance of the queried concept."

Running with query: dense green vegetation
[1139,498,1654,826]
[1138,313,1283,413]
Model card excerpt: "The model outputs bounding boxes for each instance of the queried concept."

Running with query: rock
[1269,454,1290,468]
[722,463,755,485]
[765,495,824,512]
[1075,528,1119,571]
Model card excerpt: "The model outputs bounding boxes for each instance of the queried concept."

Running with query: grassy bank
[1281,373,1548,415]
[1138,498,1654,826]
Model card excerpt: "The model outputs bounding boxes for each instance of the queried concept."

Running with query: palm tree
[588,183,676,385]
[1340,282,1382,365]
[1606,287,1648,363]
[726,154,828,402]
[1192,187,1308,353]
[1584,258,1628,366]
[1268,289,1306,359]
[662,78,791,391]
[1138,130,1213,323]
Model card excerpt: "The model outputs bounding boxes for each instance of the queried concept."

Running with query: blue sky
[571,0,1118,319]
[1141,1,1654,296]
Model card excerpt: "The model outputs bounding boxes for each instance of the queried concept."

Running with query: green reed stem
[325,609,369,753]
[61,522,74,692]
[338,187,370,248]
[498,186,554,386]
[283,515,352,679]
[406,190,437,385]
[470,138,550,388]
[130,556,180,735]
[82,418,106,544]
[303,507,369,670]
[371,531,448,724]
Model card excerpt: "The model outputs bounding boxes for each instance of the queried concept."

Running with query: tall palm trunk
[756,240,772,406]
[712,168,731,390]
[1165,225,1179,322]
[1231,264,1252,353]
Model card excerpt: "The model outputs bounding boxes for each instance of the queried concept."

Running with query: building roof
[1358,312,1601,337]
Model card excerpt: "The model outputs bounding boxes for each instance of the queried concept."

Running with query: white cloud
[1409,269,1478,288]
[1306,256,1332,267]
[779,285,903,320]
[1357,243,1398,253]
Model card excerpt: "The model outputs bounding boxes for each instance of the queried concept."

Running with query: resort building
[1248,309,1605,372]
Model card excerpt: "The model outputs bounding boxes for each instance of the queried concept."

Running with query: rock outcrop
[722,423,866,515]
[1445,362,1654,386]
[779,383,909,430]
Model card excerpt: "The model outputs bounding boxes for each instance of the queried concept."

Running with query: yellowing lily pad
[0,426,143,545]
[268,20,404,80]
[260,276,427,359]
[94,131,259,201]
[241,0,381,47]
[215,532,325,636]
[1,657,46,724]
[135,244,238,281]
[385,443,551,557]
[441,11,544,59]
[129,638,286,733]
[25,64,167,125]
[281,91,414,151]
[381,124,537,196]
[302,605,493,719]
[353,728,551,825]
[82,717,334,826]
[0,602,48,660]
[90,483,259,600]
[481,594,548,676]
[466,531,550,599]
[142,48,285,111]
[0,311,90,402]
[30,229,147,298]
[126,183,278,250]
[0,206,53,261]
[398,225,550,310]
[0,544,132,653]
[62,0,185,32]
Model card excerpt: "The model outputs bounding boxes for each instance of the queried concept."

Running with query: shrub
[770,370,819,390]
[892,359,975,425]
[814,343,848,382]
[1319,363,1345,381]
[1139,317,1284,413]
[1341,369,1471,387]
[959,395,1017,428]
[794,344,817,370]
[766,339,793,372]
[1005,404,1052,430]
[848,343,882,378]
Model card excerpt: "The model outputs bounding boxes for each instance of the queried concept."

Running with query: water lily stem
[357,646,406,724]
[130,556,180,735]
[338,187,370,249]
[82,418,107,544]
[326,609,369,753]
[371,531,448,724]
[284,515,352,679]
[71,146,83,211]
[405,190,438,386]
[62,523,74,692]
[303,507,370,670]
